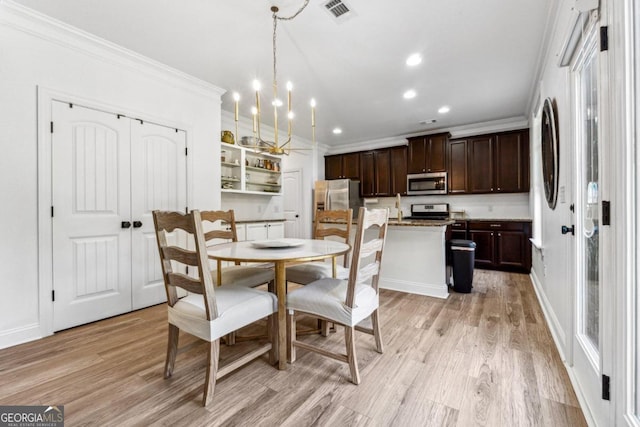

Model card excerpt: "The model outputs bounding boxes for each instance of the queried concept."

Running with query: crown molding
[0,0,225,99]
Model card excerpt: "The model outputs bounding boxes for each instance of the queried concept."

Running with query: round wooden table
[207,239,350,370]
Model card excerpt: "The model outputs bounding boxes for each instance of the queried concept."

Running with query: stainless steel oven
[406,172,447,195]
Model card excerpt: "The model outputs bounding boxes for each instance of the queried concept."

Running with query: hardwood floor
[0,270,586,426]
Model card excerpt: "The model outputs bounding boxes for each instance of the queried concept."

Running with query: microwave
[406,172,447,195]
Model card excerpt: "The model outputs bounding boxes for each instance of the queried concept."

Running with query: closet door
[130,121,187,309]
[52,101,132,331]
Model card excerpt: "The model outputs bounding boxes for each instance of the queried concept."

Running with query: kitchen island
[377,219,453,299]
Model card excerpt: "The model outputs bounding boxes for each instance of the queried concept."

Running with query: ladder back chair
[200,210,275,289]
[286,207,389,384]
[153,210,278,406]
[285,209,353,285]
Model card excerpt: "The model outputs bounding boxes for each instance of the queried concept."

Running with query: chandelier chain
[271,0,310,89]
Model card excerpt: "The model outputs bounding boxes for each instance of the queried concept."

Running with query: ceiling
[13,0,553,148]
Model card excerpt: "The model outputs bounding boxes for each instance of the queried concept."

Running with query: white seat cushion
[285,263,349,285]
[214,265,274,287]
[286,278,378,327]
[168,288,277,341]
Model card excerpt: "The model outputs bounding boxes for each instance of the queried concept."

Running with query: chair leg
[320,319,330,337]
[268,313,278,365]
[371,310,384,354]
[164,324,179,379]
[288,310,297,363]
[345,326,360,385]
[202,340,220,406]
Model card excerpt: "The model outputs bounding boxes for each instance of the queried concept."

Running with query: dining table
[207,238,351,370]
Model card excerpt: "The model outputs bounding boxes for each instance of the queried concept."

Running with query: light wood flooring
[0,270,586,426]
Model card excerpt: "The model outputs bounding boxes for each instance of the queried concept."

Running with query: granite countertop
[320,218,454,227]
[234,218,286,224]
[452,218,532,222]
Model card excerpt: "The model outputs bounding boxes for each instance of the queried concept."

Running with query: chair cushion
[285,263,349,285]
[214,265,274,287]
[168,287,277,341]
[286,278,378,327]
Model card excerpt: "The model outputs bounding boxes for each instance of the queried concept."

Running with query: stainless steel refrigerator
[313,179,363,218]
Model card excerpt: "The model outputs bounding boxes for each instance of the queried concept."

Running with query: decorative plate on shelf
[251,238,305,248]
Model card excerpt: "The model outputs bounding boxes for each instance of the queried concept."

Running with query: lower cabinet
[245,221,285,241]
[468,221,531,273]
[447,220,468,240]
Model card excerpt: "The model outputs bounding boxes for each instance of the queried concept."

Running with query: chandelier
[232,1,315,155]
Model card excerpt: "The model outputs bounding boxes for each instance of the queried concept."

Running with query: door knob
[121,221,131,229]
[133,221,143,228]
[561,225,575,235]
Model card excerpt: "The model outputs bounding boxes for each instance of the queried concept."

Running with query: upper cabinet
[325,152,360,180]
[407,133,449,174]
[451,129,530,195]
[447,139,468,194]
[390,145,408,196]
[360,149,391,197]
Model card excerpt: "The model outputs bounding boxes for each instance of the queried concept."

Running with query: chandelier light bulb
[310,98,316,108]
[272,99,283,107]
[286,81,293,91]
[288,111,295,120]
[406,53,422,66]
[232,92,240,102]
[251,106,258,115]
[253,80,261,91]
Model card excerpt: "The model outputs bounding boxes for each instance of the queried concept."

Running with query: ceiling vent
[322,0,355,22]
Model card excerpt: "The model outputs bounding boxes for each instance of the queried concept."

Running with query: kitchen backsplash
[364,193,531,220]
[221,193,284,221]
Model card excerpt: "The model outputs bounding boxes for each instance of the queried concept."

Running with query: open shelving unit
[221,142,282,196]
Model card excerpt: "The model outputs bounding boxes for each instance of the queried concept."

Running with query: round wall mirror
[541,97,559,210]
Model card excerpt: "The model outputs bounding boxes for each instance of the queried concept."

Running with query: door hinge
[50,121,54,133]
[185,147,188,156]
[602,374,610,400]
[51,206,54,217]
[185,206,189,213]
[600,26,609,51]
[51,290,55,302]
[602,200,610,225]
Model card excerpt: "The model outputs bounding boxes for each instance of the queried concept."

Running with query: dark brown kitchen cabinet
[447,220,468,241]
[360,149,391,197]
[468,136,494,193]
[466,130,530,194]
[324,152,360,180]
[447,139,468,194]
[390,145,408,195]
[407,133,448,174]
[468,220,531,272]
[495,131,529,192]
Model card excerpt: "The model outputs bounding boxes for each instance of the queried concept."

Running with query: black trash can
[449,239,476,293]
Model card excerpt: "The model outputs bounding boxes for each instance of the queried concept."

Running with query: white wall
[0,3,224,348]
[527,0,576,359]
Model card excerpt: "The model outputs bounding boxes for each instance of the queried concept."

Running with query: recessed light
[403,90,417,99]
[406,53,422,66]
[438,106,450,114]
[333,128,342,134]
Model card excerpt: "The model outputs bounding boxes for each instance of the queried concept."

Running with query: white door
[569,20,612,425]
[130,121,187,309]
[52,102,132,330]
[283,169,302,237]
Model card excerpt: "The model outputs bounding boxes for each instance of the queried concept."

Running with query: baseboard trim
[529,269,596,427]
[0,323,43,350]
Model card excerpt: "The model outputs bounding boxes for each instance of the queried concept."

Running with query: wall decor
[541,97,559,209]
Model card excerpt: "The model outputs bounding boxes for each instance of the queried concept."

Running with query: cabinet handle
[497,187,501,191]
[133,221,143,228]
[490,224,502,228]
[498,233,501,237]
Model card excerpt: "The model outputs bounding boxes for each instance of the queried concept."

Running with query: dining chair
[153,210,278,406]
[200,210,275,289]
[286,207,389,384]
[285,209,353,285]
